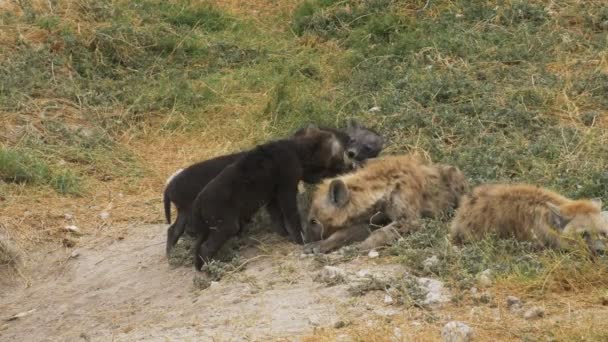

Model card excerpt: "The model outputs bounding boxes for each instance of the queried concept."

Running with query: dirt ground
[0,224,417,342]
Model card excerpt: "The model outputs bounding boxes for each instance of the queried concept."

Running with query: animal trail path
[0,224,396,341]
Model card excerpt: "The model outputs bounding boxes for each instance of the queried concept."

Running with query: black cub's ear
[293,123,319,137]
[346,118,360,131]
[547,202,570,231]
[328,179,349,207]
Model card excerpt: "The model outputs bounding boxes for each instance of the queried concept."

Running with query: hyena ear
[590,198,602,210]
[547,202,570,231]
[294,123,320,137]
[346,118,361,131]
[328,179,349,207]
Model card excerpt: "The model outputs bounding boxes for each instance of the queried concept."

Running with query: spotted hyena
[304,154,468,253]
[449,184,608,253]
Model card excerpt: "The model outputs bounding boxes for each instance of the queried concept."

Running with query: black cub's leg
[194,219,240,271]
[266,199,288,237]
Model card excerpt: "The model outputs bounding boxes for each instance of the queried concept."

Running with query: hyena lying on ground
[303,154,468,253]
[190,127,353,270]
[450,184,608,253]
[163,120,384,256]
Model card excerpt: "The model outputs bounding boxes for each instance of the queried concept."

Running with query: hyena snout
[347,148,357,159]
[304,218,324,243]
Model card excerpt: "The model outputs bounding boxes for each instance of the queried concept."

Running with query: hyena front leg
[356,218,422,251]
[303,224,371,254]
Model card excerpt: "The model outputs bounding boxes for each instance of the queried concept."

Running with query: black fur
[191,129,348,270]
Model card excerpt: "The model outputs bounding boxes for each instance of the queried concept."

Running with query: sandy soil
[0,224,409,342]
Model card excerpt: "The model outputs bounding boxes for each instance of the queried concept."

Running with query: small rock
[70,250,80,258]
[601,295,608,306]
[477,269,493,287]
[523,306,544,320]
[423,255,439,271]
[368,250,379,258]
[384,295,394,304]
[334,320,347,329]
[99,212,110,220]
[441,321,473,342]
[506,296,522,311]
[470,287,478,295]
[315,266,347,284]
[368,106,381,113]
[356,269,371,278]
[64,213,74,220]
[418,277,450,306]
[64,225,80,233]
[209,281,220,289]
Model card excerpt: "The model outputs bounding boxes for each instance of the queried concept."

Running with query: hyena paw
[303,241,322,254]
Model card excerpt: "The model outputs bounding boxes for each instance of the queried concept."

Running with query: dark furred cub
[190,127,350,270]
[164,126,354,257]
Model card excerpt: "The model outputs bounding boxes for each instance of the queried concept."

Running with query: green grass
[2,0,608,297]
[0,147,81,194]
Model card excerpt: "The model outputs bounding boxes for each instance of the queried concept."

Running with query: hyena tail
[163,191,171,224]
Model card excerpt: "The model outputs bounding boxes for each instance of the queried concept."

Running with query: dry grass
[1,0,607,338]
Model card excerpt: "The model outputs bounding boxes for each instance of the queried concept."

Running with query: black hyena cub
[163,126,353,256]
[190,127,351,270]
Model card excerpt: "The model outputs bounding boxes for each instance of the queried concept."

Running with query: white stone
[384,295,394,304]
[523,306,544,320]
[441,321,473,342]
[368,250,379,258]
[99,211,110,220]
[64,225,80,233]
[368,106,381,112]
[356,269,372,278]
[418,277,450,306]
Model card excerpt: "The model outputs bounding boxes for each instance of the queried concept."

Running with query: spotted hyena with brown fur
[450,184,608,253]
[303,154,468,253]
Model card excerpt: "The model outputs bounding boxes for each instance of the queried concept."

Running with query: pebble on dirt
[64,225,80,233]
[441,321,473,342]
[506,296,522,311]
[368,250,379,258]
[523,306,544,320]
